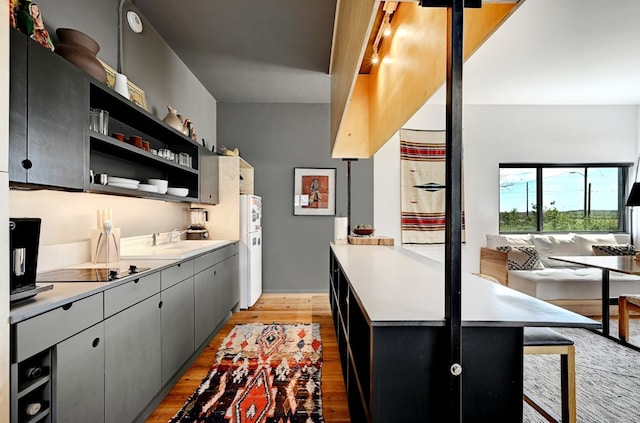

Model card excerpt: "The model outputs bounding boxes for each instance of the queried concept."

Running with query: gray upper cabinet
[9,28,86,189]
[199,148,219,204]
[9,29,27,183]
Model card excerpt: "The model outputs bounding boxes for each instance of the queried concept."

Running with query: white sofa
[479,232,640,315]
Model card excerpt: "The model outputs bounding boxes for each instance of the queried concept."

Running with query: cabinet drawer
[14,293,103,362]
[161,260,194,290]
[104,272,161,318]
[194,243,238,274]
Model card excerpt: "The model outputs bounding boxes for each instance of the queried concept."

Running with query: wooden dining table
[550,255,640,336]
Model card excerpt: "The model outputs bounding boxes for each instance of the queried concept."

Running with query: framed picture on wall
[293,167,336,216]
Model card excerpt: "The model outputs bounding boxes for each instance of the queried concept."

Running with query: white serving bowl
[167,187,189,197]
[137,183,159,193]
[147,179,168,194]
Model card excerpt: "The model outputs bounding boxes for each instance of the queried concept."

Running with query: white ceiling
[134,0,640,106]
[432,0,640,105]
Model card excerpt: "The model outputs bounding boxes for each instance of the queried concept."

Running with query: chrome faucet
[152,233,159,247]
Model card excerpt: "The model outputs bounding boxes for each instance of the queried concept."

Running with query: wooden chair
[618,295,640,342]
[474,272,576,423]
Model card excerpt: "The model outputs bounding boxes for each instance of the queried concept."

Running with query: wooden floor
[145,293,350,422]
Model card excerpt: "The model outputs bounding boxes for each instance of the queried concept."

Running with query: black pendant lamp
[626,182,640,246]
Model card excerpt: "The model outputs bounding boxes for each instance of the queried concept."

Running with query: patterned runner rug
[170,323,324,423]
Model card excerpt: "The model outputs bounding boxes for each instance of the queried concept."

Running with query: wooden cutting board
[348,235,394,245]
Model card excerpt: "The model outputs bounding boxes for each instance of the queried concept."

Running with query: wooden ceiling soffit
[331,1,519,158]
[329,0,380,159]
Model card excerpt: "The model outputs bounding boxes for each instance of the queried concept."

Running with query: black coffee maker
[10,218,52,302]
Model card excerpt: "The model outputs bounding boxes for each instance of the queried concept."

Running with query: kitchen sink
[120,239,232,260]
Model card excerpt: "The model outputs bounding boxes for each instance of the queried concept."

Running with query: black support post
[420,0,473,421]
[444,1,464,421]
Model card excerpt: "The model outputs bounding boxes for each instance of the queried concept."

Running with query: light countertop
[10,240,237,324]
[330,243,600,329]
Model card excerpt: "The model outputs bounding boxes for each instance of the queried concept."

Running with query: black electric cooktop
[37,265,150,283]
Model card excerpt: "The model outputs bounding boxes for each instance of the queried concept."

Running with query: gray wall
[218,103,373,292]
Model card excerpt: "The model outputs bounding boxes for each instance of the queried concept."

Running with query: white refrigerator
[239,194,262,309]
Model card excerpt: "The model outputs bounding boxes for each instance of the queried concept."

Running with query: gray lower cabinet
[194,266,217,348]
[194,246,239,348]
[161,276,195,384]
[104,293,162,423]
[216,255,239,324]
[54,322,105,423]
[199,149,219,204]
[11,245,237,423]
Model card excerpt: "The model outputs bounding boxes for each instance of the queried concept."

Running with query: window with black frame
[499,163,632,233]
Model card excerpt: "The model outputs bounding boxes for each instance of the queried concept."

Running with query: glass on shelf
[89,108,109,135]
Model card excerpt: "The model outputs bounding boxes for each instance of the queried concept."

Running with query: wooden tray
[348,235,394,246]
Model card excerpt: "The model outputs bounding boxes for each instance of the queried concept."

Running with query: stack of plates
[107,176,140,190]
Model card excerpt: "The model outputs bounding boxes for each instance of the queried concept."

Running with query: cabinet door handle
[92,338,100,348]
[21,159,32,169]
[158,301,163,309]
[177,263,181,268]
[62,303,73,310]
[133,278,140,284]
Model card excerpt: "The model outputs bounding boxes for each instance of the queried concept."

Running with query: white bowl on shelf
[147,179,168,194]
[166,187,189,197]
[137,183,159,193]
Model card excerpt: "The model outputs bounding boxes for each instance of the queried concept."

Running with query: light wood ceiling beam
[330,1,521,158]
[329,0,380,158]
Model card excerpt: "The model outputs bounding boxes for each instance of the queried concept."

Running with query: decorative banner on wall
[400,129,466,244]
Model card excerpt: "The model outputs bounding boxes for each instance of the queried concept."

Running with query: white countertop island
[330,243,600,328]
[329,243,599,422]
